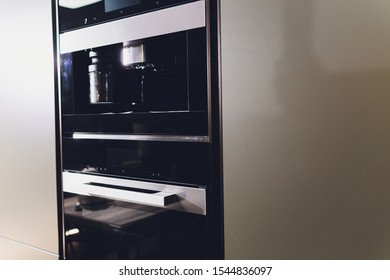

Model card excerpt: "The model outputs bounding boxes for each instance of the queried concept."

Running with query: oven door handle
[63,172,207,215]
[72,132,210,143]
[82,182,178,207]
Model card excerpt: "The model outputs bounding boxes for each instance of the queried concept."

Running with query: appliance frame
[53,0,224,260]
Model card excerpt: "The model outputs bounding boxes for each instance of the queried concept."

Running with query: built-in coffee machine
[55,0,223,259]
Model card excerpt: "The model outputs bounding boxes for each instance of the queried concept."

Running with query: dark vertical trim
[206,0,225,259]
[206,0,213,142]
[51,0,65,260]
[214,0,225,259]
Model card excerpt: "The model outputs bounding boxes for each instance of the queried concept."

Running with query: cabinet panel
[0,0,59,257]
[222,0,390,259]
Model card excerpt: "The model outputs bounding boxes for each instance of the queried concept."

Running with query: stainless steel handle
[73,132,210,143]
[62,172,207,215]
[82,183,177,207]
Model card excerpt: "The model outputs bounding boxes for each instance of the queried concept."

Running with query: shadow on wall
[223,0,390,259]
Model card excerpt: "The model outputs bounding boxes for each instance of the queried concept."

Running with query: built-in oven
[56,0,222,259]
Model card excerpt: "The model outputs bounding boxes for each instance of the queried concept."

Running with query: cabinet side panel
[222,0,390,259]
[0,0,59,256]
[0,237,58,260]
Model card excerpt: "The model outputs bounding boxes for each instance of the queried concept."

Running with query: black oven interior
[62,139,209,187]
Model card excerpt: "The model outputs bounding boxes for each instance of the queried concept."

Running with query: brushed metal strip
[60,0,206,54]
[72,132,210,143]
[83,183,177,207]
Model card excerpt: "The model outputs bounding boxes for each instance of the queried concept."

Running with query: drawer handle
[82,182,177,207]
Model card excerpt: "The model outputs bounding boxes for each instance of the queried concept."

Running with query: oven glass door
[62,138,209,186]
[64,194,208,259]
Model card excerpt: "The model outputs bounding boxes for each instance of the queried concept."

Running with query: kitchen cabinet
[221,0,390,259]
[0,0,60,259]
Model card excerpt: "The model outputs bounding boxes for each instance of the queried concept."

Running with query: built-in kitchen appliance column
[55,0,223,259]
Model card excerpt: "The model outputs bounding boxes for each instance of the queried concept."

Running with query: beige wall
[221,0,390,259]
[0,0,59,259]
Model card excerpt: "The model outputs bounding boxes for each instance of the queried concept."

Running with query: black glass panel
[62,111,208,135]
[60,28,207,115]
[63,138,209,186]
[64,195,208,259]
